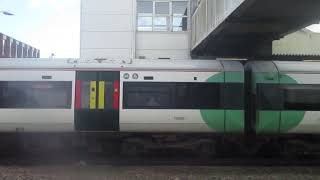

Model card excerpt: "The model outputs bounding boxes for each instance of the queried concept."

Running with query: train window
[0,81,72,109]
[123,82,222,109]
[257,84,320,111]
[282,85,320,111]
[257,84,282,110]
[123,82,174,109]
[222,83,244,109]
[175,83,221,109]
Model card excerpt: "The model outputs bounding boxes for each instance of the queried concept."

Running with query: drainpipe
[131,0,137,60]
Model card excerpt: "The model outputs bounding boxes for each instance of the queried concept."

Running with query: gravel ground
[0,165,319,180]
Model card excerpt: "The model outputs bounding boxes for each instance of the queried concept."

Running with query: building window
[155,2,170,14]
[137,1,153,15]
[137,0,188,32]
[137,1,153,31]
[138,16,153,31]
[154,17,170,31]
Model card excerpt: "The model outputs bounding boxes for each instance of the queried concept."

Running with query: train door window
[123,82,174,109]
[0,81,72,109]
[103,81,114,110]
[80,81,91,109]
[78,81,115,110]
[281,84,320,111]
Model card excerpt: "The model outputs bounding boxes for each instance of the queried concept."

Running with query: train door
[75,71,120,131]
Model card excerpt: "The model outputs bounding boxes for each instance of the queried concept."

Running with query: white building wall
[80,0,135,60]
[81,0,191,60]
[136,32,190,60]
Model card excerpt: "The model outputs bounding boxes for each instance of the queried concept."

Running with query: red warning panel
[113,80,120,110]
[75,80,82,109]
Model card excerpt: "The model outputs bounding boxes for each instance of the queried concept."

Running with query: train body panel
[0,110,74,132]
[288,112,320,133]
[284,74,320,84]
[120,110,215,132]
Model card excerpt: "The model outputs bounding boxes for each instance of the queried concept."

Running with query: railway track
[0,148,319,167]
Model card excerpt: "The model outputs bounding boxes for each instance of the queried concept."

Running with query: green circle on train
[200,73,305,133]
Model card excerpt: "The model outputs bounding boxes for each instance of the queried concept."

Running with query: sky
[0,0,320,58]
[0,0,80,58]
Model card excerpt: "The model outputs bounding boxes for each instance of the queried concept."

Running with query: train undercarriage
[1,132,320,158]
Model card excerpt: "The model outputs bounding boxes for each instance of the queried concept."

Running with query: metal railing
[191,0,244,50]
[0,33,40,58]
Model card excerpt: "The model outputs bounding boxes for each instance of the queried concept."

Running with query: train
[0,58,320,155]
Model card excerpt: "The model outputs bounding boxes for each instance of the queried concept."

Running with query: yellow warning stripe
[89,81,96,109]
[98,81,105,109]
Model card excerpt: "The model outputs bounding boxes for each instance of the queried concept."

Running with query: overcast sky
[0,0,80,58]
[0,0,319,58]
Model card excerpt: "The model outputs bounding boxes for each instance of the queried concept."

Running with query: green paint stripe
[225,110,244,133]
[280,111,306,132]
[257,111,280,133]
[225,72,244,83]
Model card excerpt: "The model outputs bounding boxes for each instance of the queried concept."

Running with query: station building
[81,0,190,60]
[80,0,320,60]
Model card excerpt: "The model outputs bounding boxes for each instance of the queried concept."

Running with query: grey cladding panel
[247,61,278,73]
[274,61,320,73]
[221,60,244,72]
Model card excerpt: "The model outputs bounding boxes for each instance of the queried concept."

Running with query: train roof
[249,61,320,73]
[273,61,320,73]
[0,58,244,72]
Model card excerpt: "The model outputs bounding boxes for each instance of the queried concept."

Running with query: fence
[0,33,40,58]
[191,0,244,50]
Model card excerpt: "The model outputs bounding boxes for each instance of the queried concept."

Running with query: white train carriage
[0,59,244,133]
